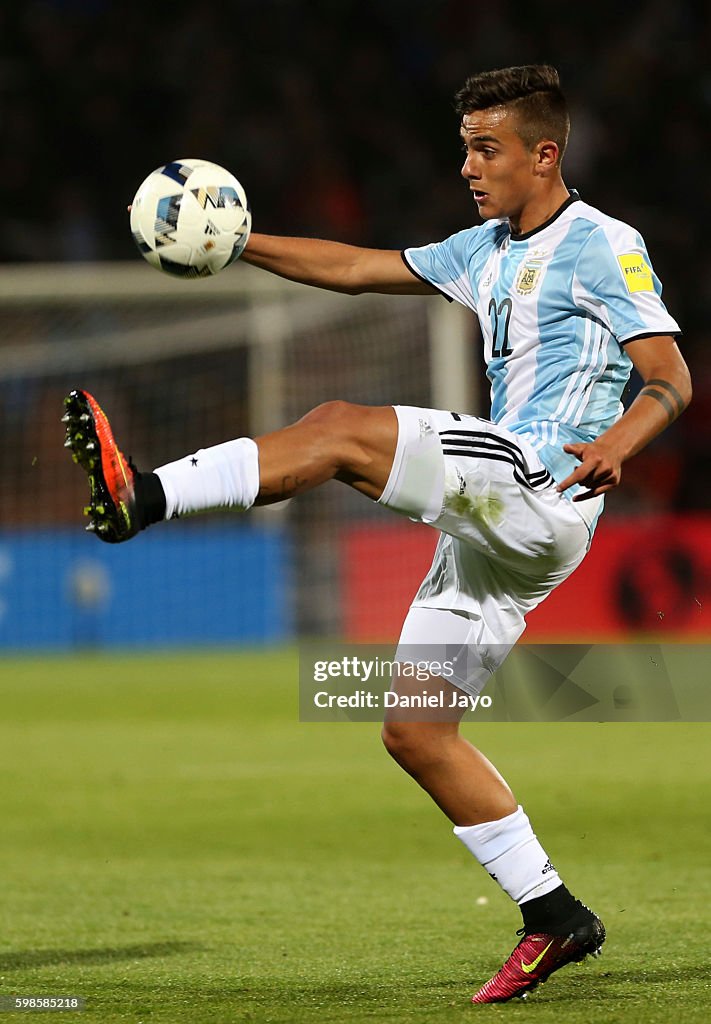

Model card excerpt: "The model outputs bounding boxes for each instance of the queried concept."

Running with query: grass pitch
[0,650,709,1023]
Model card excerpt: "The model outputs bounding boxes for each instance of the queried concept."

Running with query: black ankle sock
[520,884,591,934]
[134,472,166,528]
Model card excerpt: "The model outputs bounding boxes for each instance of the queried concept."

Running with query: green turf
[0,650,709,1023]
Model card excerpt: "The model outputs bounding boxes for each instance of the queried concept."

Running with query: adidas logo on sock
[541,859,555,875]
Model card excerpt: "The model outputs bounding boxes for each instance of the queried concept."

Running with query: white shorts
[378,406,602,696]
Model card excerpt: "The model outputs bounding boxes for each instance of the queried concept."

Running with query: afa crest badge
[515,257,546,295]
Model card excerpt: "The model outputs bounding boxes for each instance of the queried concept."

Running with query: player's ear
[534,140,560,175]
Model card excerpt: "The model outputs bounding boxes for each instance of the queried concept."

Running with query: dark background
[1,0,708,508]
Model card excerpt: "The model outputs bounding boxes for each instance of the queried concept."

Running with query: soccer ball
[129,158,251,278]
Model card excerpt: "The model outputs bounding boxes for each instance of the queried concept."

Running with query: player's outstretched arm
[557,335,692,501]
[242,232,437,296]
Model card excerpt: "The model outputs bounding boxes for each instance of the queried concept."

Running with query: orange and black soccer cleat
[63,389,142,543]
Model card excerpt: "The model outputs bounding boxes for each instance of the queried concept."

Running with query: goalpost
[0,261,479,647]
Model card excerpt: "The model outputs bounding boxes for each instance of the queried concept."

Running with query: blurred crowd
[1,0,709,509]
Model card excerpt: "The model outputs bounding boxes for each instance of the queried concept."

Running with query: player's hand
[556,441,622,501]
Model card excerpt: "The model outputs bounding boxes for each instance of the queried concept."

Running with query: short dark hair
[454,65,569,162]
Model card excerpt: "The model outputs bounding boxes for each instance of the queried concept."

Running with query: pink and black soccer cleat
[63,389,141,543]
[471,914,605,1003]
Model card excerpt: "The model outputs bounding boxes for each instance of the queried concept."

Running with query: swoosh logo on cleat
[521,940,554,974]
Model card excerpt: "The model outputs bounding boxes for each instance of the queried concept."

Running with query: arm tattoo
[259,475,309,500]
[639,378,685,424]
[278,474,309,499]
[645,379,686,415]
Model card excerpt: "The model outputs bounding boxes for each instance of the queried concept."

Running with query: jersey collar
[509,189,580,242]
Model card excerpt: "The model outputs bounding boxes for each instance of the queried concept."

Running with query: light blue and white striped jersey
[403,192,680,490]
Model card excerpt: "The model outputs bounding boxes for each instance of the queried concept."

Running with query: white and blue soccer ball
[130,158,251,278]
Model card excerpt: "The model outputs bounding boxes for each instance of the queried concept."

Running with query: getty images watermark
[311,654,493,713]
[299,643,711,722]
[300,643,501,722]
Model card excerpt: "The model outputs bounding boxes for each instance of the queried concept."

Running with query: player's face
[460,107,540,224]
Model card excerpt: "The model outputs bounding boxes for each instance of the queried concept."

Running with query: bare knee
[381,720,454,774]
[297,401,396,496]
[298,400,360,438]
[294,401,364,470]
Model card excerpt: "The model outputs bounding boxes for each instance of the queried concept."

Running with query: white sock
[454,805,562,904]
[155,437,260,520]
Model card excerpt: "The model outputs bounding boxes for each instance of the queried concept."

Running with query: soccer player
[63,65,690,1002]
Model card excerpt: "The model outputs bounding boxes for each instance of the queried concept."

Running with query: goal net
[0,262,477,651]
